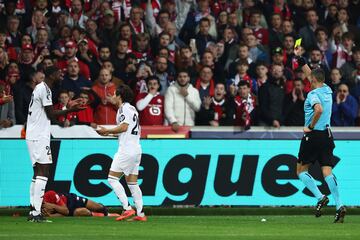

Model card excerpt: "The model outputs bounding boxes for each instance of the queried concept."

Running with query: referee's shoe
[315,196,329,217]
[334,206,346,223]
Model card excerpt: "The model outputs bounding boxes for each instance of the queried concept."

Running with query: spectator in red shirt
[195,66,215,100]
[92,68,117,125]
[234,80,257,129]
[135,75,164,125]
[53,90,78,127]
[57,40,91,80]
[76,90,100,129]
[248,8,269,46]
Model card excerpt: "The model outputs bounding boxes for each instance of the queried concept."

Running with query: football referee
[294,48,346,223]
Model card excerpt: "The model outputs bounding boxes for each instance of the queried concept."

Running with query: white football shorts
[26,138,52,166]
[110,151,142,176]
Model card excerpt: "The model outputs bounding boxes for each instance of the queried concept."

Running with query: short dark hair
[116,84,134,103]
[311,68,325,83]
[199,17,210,25]
[145,75,162,91]
[238,80,250,88]
[176,69,189,79]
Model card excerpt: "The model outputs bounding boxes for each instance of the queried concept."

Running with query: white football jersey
[116,102,141,152]
[26,82,52,140]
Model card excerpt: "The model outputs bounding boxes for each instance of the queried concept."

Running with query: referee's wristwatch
[308,125,314,130]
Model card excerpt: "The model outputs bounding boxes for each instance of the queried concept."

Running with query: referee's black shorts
[63,193,88,216]
[298,129,335,167]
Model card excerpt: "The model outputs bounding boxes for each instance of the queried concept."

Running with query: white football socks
[33,176,48,216]
[127,182,144,217]
[108,176,131,211]
[29,178,35,214]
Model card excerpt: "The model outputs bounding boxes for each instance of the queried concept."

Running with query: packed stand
[0,0,359,130]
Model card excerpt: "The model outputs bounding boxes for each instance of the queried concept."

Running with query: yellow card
[294,38,302,48]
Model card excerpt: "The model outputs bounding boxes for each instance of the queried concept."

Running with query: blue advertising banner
[0,140,359,206]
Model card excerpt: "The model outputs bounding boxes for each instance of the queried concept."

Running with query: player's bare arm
[304,103,323,133]
[44,99,86,121]
[96,123,129,136]
[42,202,69,216]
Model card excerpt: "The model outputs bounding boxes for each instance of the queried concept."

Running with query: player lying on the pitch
[41,190,118,217]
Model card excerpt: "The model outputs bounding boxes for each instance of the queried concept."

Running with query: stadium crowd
[0,0,359,131]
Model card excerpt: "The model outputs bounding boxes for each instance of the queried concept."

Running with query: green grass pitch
[1,215,360,240]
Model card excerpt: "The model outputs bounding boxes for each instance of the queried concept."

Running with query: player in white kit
[96,84,146,222]
[26,70,84,222]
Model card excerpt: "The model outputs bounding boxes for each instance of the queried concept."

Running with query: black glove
[295,56,306,68]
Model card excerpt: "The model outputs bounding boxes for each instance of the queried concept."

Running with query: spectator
[315,27,332,68]
[111,39,129,79]
[258,64,285,128]
[53,90,78,127]
[77,39,98,81]
[248,8,269,46]
[283,78,306,126]
[132,33,152,62]
[196,82,234,126]
[340,46,360,84]
[6,15,21,48]
[176,46,198,83]
[282,19,295,36]
[0,82,15,129]
[18,44,36,82]
[253,62,269,95]
[70,0,88,29]
[227,43,256,79]
[195,18,215,58]
[195,66,215,100]
[129,6,147,35]
[26,9,51,41]
[181,0,217,43]
[268,13,284,50]
[85,19,101,46]
[234,80,257,129]
[299,9,319,50]
[308,47,330,81]
[227,60,252,97]
[0,29,17,61]
[57,40,91,80]
[332,83,358,126]
[98,9,117,47]
[62,60,91,99]
[331,32,354,69]
[101,60,124,88]
[337,8,360,43]
[33,28,51,59]
[92,68,117,125]
[271,47,294,81]
[146,8,171,37]
[245,33,268,63]
[165,70,201,131]
[135,75,164,125]
[52,25,72,59]
[218,27,238,66]
[283,34,296,69]
[154,56,172,96]
[329,68,343,91]
[200,50,226,83]
[76,90,100,128]
[134,62,153,96]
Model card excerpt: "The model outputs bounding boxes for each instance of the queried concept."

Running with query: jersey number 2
[131,114,139,135]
